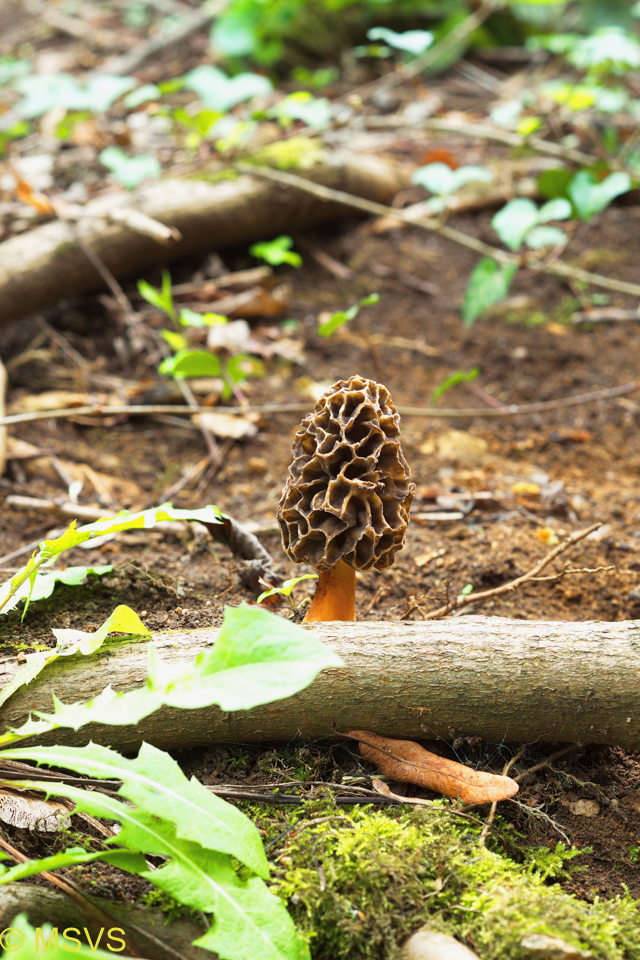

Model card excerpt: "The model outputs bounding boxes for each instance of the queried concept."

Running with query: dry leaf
[0,787,70,832]
[13,171,54,215]
[348,730,519,804]
[195,410,259,440]
[8,390,93,415]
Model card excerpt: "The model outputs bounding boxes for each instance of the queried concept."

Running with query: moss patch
[243,135,323,170]
[267,800,640,959]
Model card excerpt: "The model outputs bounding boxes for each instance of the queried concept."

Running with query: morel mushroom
[278,376,415,621]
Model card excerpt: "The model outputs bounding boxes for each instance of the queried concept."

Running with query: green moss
[189,167,239,184]
[268,800,640,960]
[243,135,323,170]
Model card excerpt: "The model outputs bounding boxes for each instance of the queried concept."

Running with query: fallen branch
[0,152,407,325]
[2,616,640,751]
[2,378,639,428]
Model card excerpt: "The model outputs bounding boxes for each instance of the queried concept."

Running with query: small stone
[521,933,593,960]
[401,930,481,960]
[568,799,600,818]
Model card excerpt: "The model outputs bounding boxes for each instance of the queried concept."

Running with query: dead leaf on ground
[5,437,141,503]
[194,410,259,440]
[347,730,519,804]
[0,787,71,832]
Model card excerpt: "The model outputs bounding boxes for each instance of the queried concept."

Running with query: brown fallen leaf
[347,730,519,804]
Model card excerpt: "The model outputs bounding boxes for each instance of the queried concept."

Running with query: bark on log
[1,617,640,751]
[0,152,407,325]
[0,883,210,959]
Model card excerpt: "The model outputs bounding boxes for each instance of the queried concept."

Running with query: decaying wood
[0,883,210,960]
[1,618,640,752]
[0,152,407,325]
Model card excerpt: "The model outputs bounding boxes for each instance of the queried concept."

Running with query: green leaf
[411,163,492,197]
[0,564,112,616]
[160,329,188,352]
[525,225,567,249]
[99,147,161,189]
[492,197,571,251]
[179,308,227,327]
[461,258,517,327]
[318,293,380,337]
[138,270,175,321]
[258,574,318,604]
[268,93,332,130]
[0,605,148,710]
[124,83,161,109]
[431,368,479,405]
[366,27,433,56]
[184,65,272,112]
[491,199,540,251]
[568,170,631,222]
[250,235,302,267]
[164,604,344,712]
[6,740,268,877]
[15,73,136,117]
[0,846,141,884]
[537,168,574,202]
[160,349,222,378]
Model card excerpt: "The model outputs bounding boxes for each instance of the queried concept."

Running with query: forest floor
[3,197,640,910]
[2,6,640,953]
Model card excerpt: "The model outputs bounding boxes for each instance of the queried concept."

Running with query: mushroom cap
[278,376,415,572]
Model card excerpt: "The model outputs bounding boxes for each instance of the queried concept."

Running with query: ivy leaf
[366,27,433,56]
[184,65,272,112]
[491,199,540,251]
[411,163,492,197]
[525,225,568,249]
[99,147,161,189]
[568,170,631,222]
[461,258,517,327]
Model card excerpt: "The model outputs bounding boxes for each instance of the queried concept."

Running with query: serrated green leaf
[0,605,148,710]
[5,740,268,877]
[568,170,631,222]
[0,846,142,884]
[462,258,517,327]
[5,781,308,960]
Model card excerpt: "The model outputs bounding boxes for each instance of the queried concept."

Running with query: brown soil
[2,189,640,908]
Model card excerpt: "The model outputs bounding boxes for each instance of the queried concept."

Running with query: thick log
[1,617,640,751]
[0,151,407,325]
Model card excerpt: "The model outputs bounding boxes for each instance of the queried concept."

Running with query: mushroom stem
[303,559,356,622]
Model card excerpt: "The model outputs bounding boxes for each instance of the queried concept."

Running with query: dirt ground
[2,192,640,908]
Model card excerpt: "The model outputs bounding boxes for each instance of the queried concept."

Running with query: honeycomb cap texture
[278,376,415,572]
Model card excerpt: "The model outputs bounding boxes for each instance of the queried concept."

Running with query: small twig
[478,746,525,846]
[234,163,640,299]
[422,522,602,620]
[573,307,640,323]
[513,744,581,781]
[363,116,595,168]
[2,378,640,428]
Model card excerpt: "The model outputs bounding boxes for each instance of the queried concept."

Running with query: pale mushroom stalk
[278,376,415,622]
